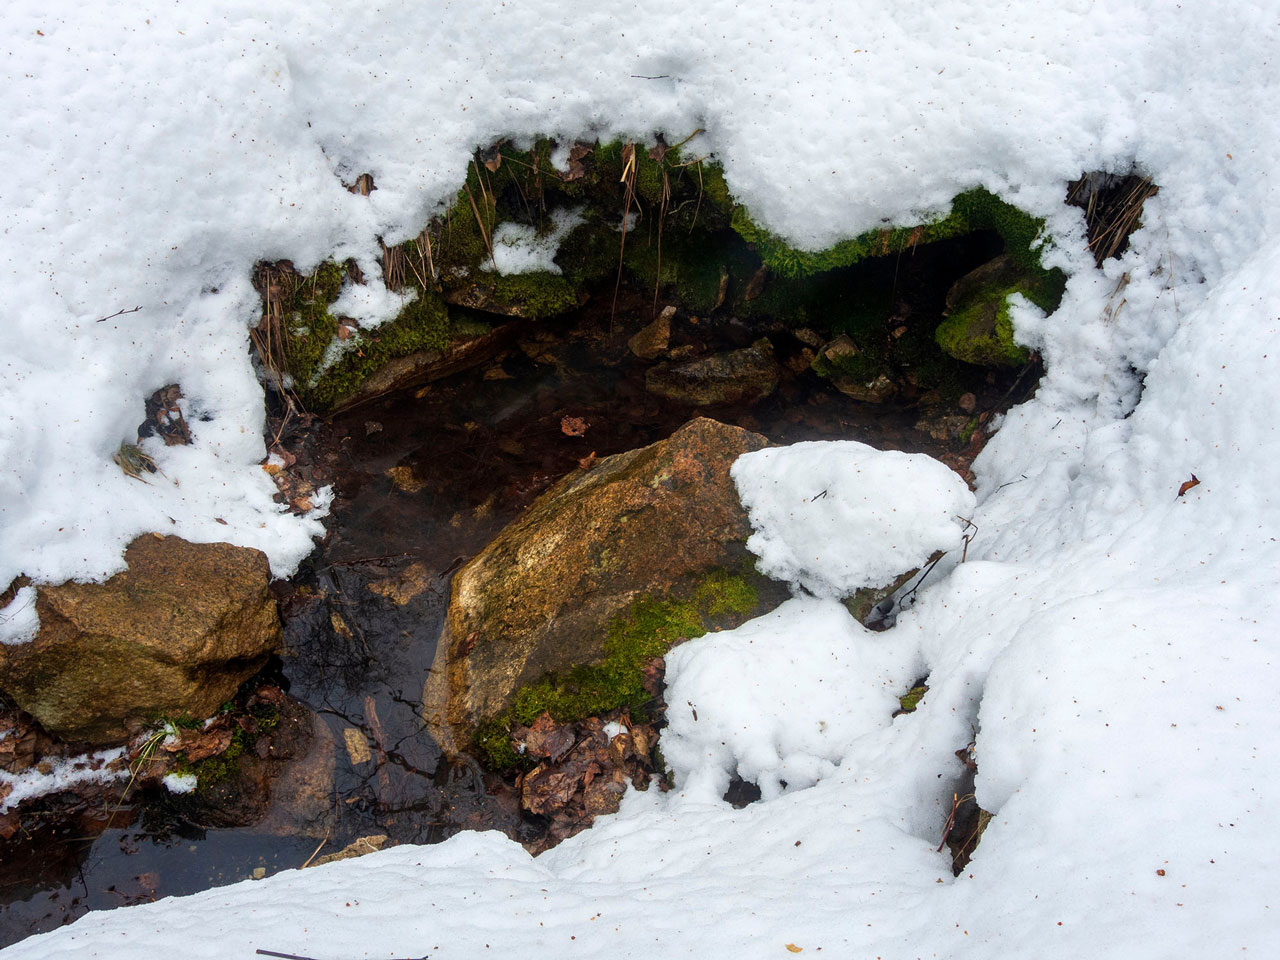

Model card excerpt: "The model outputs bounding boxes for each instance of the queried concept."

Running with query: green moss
[897,684,929,714]
[481,271,579,318]
[300,287,457,410]
[731,187,1055,281]
[622,231,735,315]
[473,569,762,771]
[935,281,1030,367]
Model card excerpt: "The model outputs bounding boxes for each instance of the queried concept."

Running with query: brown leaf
[560,416,589,437]
[785,945,803,953]
[165,727,235,763]
[648,136,669,163]
[522,713,576,762]
[336,323,355,341]
[641,657,666,698]
[1177,474,1200,498]
[248,685,286,708]
[479,144,503,172]
[577,451,598,471]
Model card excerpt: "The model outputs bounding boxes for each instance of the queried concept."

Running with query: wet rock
[915,409,972,442]
[627,306,674,360]
[0,535,280,745]
[256,710,337,838]
[424,418,767,741]
[645,338,779,405]
[813,335,897,403]
[308,834,390,867]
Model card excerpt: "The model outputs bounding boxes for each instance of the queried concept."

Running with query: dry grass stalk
[611,142,640,324]
[380,241,406,291]
[250,261,305,410]
[464,184,497,269]
[406,228,437,289]
[1069,173,1159,265]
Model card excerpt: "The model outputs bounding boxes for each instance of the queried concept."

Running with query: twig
[298,825,332,870]
[95,305,142,323]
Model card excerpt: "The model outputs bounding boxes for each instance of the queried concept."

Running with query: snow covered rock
[424,418,771,746]
[0,536,280,745]
[732,440,976,599]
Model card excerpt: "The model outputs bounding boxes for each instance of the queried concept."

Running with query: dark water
[0,251,1009,947]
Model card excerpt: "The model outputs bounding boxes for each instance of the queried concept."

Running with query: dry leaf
[578,451,598,471]
[1176,474,1200,498]
[785,945,803,953]
[560,416,589,437]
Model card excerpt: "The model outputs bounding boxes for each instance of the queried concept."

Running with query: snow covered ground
[3,0,1279,956]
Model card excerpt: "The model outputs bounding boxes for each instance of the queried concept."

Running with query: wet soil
[0,262,1026,947]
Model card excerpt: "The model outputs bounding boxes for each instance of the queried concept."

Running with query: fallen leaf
[785,944,803,953]
[578,451,598,470]
[1177,474,1200,498]
[560,416,589,437]
[479,144,503,172]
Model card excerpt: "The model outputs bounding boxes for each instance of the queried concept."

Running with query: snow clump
[732,441,976,597]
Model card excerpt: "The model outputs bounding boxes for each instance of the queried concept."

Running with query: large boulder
[424,418,770,747]
[0,535,281,745]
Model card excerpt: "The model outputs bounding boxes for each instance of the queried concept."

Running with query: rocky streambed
[1,140,1153,945]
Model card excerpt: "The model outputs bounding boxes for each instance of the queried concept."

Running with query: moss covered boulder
[935,254,1061,367]
[0,536,280,745]
[424,418,775,753]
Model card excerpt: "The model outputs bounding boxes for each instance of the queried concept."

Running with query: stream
[0,243,1017,947]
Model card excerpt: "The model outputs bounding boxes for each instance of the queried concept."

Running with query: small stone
[387,464,425,494]
[958,392,978,413]
[627,310,672,360]
[251,867,267,880]
[367,562,433,606]
[343,727,372,765]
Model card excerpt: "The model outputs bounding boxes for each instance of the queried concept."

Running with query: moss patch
[897,683,929,714]
[731,187,1053,281]
[474,569,765,771]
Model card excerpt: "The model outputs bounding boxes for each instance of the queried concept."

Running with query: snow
[0,749,127,815]
[664,598,918,800]
[487,207,583,275]
[733,442,976,597]
[161,772,198,795]
[0,589,38,646]
[3,0,1280,957]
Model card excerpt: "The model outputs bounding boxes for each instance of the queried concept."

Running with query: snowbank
[3,0,1279,957]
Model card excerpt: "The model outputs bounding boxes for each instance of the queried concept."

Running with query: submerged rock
[811,335,897,403]
[0,535,280,745]
[644,338,779,405]
[627,306,674,360]
[424,418,770,747]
